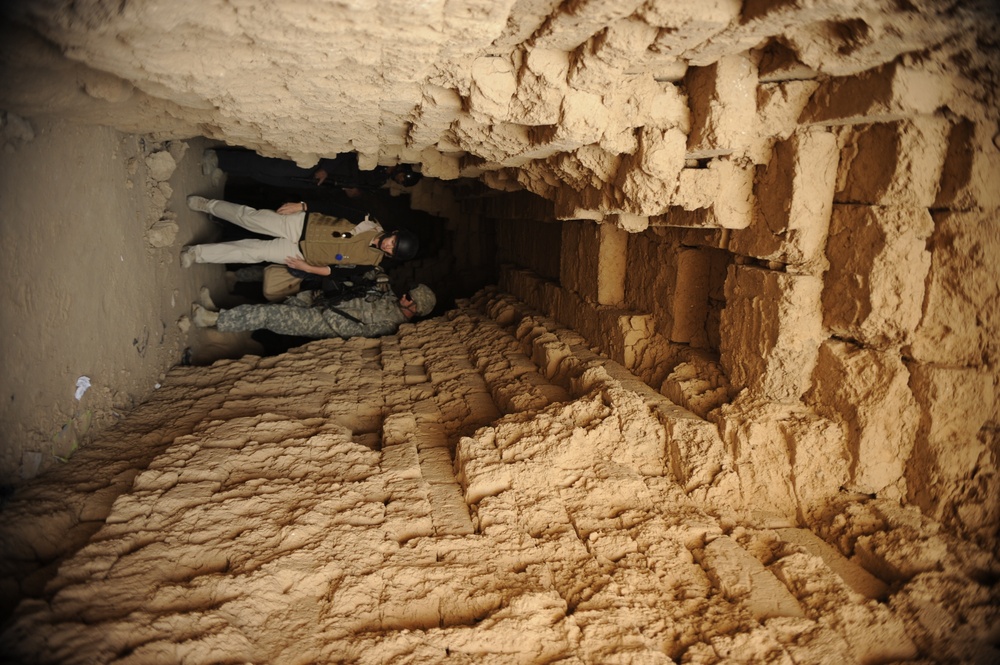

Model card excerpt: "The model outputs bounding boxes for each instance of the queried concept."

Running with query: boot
[187,195,211,213]
[198,286,217,310]
[180,247,196,269]
[201,149,218,176]
[191,304,219,328]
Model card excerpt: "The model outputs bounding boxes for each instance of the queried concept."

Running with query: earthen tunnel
[0,1,997,663]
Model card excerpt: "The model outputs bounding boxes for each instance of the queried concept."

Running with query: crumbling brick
[906,363,993,519]
[800,60,954,126]
[808,340,918,494]
[934,119,1000,211]
[909,210,1000,366]
[729,128,838,273]
[834,117,950,207]
[720,265,824,402]
[823,205,933,348]
[685,53,758,159]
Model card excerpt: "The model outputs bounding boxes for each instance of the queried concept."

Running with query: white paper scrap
[75,376,91,400]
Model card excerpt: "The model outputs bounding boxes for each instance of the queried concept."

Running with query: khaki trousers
[192,200,305,265]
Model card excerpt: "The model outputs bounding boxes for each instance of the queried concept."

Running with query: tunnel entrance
[217,153,500,310]
[189,146,505,357]
[187,144,734,370]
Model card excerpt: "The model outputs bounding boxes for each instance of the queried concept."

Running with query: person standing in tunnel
[180,196,419,278]
[190,282,436,340]
[203,147,422,196]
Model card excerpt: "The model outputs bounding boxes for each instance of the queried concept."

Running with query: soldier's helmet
[397,171,422,187]
[393,164,423,187]
[408,284,436,316]
[392,229,419,261]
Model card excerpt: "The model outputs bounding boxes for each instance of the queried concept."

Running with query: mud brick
[685,54,758,159]
[672,165,719,211]
[407,85,463,150]
[455,435,512,505]
[720,265,823,401]
[776,528,889,600]
[729,128,838,273]
[642,0,741,61]
[382,477,434,542]
[753,80,821,159]
[531,0,643,51]
[443,0,521,58]
[467,56,516,121]
[380,441,421,481]
[702,535,805,620]
[711,157,755,230]
[568,18,659,93]
[381,413,416,447]
[714,399,847,518]
[516,49,570,125]
[834,117,949,207]
[757,42,819,83]
[403,364,428,385]
[934,119,1000,210]
[910,210,1000,366]
[418,446,458,485]
[652,158,754,229]
[615,127,687,216]
[652,397,726,491]
[560,220,627,305]
[823,205,933,348]
[427,483,475,536]
[606,213,649,234]
[670,248,712,346]
[909,363,993,476]
[810,340,918,494]
[906,361,997,523]
[801,60,954,125]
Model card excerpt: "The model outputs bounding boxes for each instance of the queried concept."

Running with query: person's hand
[314,168,328,185]
[285,256,310,271]
[277,202,305,215]
[285,256,331,276]
[399,291,418,319]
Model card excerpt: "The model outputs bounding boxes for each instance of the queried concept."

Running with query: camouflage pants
[232,265,266,282]
[216,291,403,339]
[216,299,337,338]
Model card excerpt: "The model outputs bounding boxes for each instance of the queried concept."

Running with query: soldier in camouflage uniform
[191,284,436,340]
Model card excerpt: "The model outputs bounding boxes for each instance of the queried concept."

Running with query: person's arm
[276,199,363,221]
[286,257,376,278]
[294,195,370,221]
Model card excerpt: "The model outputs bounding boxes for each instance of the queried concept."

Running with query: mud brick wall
[1,1,997,660]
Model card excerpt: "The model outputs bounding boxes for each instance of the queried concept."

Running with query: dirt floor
[0,116,258,486]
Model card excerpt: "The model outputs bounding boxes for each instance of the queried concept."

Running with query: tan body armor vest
[300,214,385,267]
